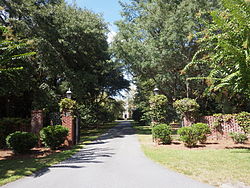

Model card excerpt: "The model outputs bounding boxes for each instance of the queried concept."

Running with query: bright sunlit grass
[134,124,250,186]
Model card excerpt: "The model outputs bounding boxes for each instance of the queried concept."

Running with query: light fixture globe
[153,87,159,95]
[66,88,72,99]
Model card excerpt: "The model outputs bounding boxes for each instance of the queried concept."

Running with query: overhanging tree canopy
[0,0,129,117]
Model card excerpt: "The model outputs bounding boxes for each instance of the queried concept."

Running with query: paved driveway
[1,121,214,188]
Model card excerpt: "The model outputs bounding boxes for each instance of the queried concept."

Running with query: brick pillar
[62,111,75,146]
[31,110,44,135]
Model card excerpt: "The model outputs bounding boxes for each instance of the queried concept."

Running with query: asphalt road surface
[1,121,214,188]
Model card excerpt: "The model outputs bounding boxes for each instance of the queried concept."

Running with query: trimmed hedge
[152,124,172,144]
[178,123,211,147]
[178,127,198,147]
[173,98,200,115]
[192,123,211,143]
[40,125,69,150]
[0,118,30,148]
[6,131,38,154]
[230,133,248,144]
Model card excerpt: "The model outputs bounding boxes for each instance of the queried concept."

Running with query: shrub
[152,124,172,144]
[0,118,30,148]
[173,98,200,115]
[235,112,250,134]
[192,123,211,143]
[178,127,198,147]
[59,98,76,113]
[230,133,248,144]
[6,131,38,154]
[40,125,69,149]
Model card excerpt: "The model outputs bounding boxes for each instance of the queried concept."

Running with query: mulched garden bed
[153,138,250,150]
[0,147,68,161]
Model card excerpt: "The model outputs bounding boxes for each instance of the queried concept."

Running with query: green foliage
[98,98,125,122]
[192,123,211,143]
[0,25,37,116]
[235,112,250,134]
[173,98,200,119]
[0,0,129,117]
[77,96,124,127]
[59,98,76,113]
[77,104,98,126]
[113,0,219,119]
[212,112,250,134]
[212,113,224,131]
[0,118,30,148]
[178,126,198,147]
[0,25,35,72]
[229,132,248,144]
[184,0,250,98]
[152,124,172,144]
[173,98,200,114]
[40,125,69,150]
[6,131,38,154]
[148,94,168,123]
[132,108,144,123]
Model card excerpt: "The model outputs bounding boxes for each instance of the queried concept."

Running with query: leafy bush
[59,98,76,113]
[178,127,198,147]
[235,112,250,134]
[152,124,172,144]
[230,133,248,144]
[173,98,200,115]
[0,118,30,148]
[192,123,211,143]
[6,131,38,154]
[40,125,69,150]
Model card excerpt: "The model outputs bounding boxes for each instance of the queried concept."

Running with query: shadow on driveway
[33,121,134,178]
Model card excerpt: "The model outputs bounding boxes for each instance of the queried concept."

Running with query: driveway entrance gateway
[1,121,214,188]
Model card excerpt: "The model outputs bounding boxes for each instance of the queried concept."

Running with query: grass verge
[133,124,250,186]
[0,122,117,186]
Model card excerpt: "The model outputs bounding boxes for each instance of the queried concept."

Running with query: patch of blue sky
[65,0,130,32]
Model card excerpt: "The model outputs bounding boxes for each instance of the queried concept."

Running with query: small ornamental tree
[173,98,200,122]
[148,95,168,124]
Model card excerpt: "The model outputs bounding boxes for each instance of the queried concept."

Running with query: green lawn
[134,124,250,186]
[0,122,117,186]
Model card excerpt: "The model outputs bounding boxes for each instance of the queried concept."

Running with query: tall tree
[0,0,129,117]
[0,25,36,117]
[113,0,219,119]
[0,25,35,72]
[184,0,250,113]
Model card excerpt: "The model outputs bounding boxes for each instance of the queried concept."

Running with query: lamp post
[186,79,189,98]
[64,88,79,145]
[153,87,159,95]
[66,88,72,99]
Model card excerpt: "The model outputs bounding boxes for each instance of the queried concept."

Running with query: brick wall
[31,110,44,135]
[183,115,243,139]
[62,111,75,146]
